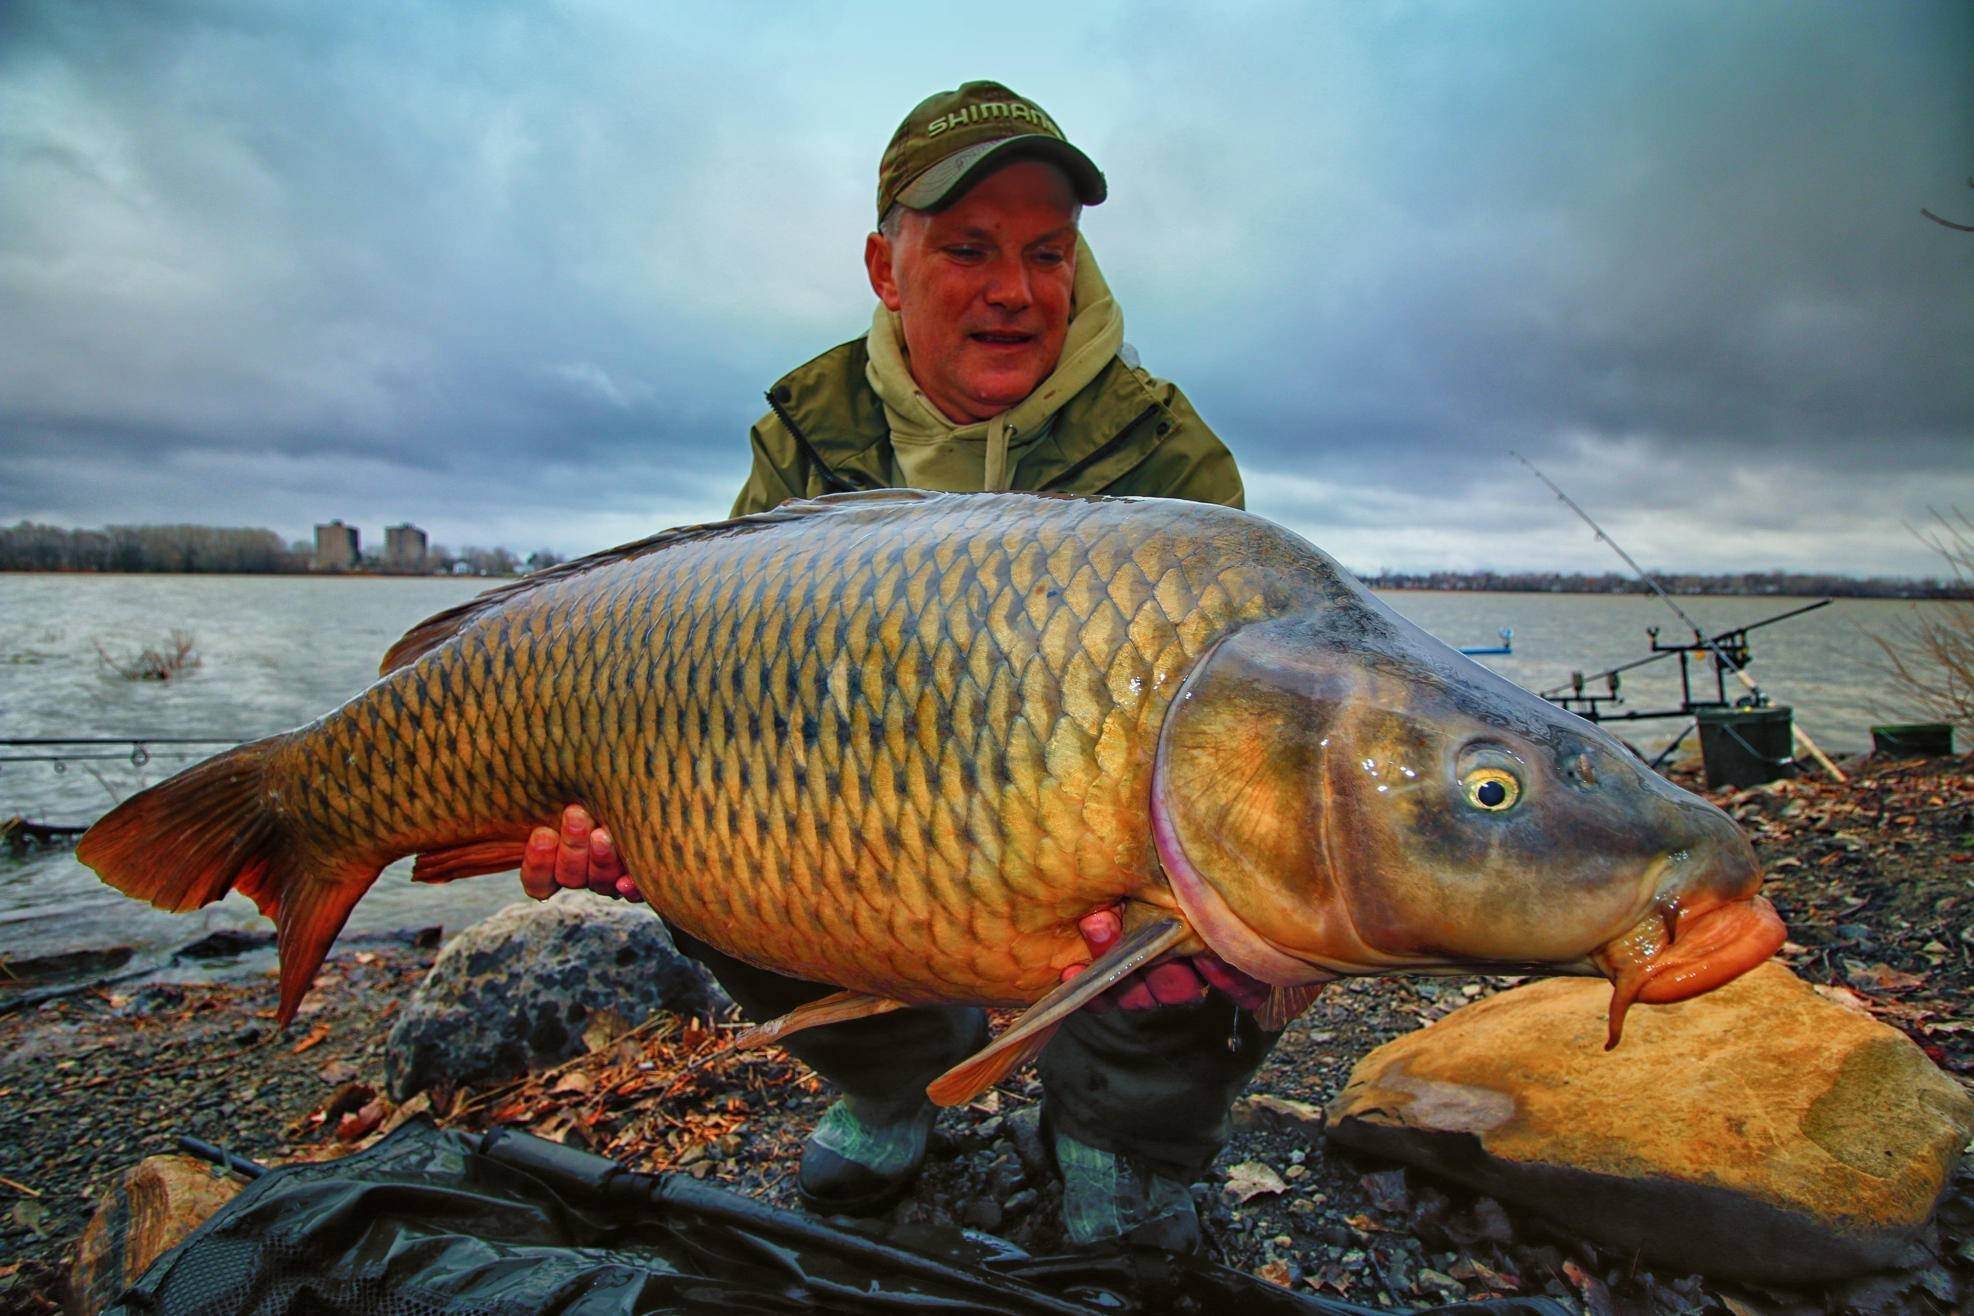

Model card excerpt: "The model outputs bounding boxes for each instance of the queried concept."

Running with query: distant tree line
[1358,567,1973,600]
[0,521,566,577]
[0,522,301,573]
[5,520,1963,596]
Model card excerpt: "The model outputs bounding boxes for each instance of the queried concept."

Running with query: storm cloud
[2,1,1968,573]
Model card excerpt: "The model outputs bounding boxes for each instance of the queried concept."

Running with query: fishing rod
[1535,599,1831,700]
[1510,452,1847,783]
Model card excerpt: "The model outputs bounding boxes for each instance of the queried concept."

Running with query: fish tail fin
[76,736,376,1027]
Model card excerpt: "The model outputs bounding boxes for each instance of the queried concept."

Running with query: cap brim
[896,135,1107,212]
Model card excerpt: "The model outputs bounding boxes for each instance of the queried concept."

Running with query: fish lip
[1591,893,1786,1049]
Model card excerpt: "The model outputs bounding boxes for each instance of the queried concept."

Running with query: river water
[0,572,1953,964]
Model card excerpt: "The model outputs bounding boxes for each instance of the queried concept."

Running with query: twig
[0,1173,42,1198]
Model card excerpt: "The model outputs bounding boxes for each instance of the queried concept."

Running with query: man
[524,82,1279,1251]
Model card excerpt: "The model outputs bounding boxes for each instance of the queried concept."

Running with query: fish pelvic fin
[733,990,910,1050]
[75,736,376,1028]
[1256,982,1328,1032]
[925,918,1190,1107]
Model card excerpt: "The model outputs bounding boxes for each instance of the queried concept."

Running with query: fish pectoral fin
[1256,982,1329,1032]
[924,917,1190,1108]
[734,990,910,1051]
[410,838,532,883]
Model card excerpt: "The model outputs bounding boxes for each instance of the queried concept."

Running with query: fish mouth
[1591,895,1786,1049]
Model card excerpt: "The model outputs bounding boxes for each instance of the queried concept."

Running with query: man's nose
[980,254,1033,310]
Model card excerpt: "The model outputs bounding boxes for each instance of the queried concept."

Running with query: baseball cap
[876,81,1107,221]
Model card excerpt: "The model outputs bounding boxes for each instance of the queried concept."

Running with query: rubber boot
[797,1092,938,1216]
[1051,1124,1203,1252]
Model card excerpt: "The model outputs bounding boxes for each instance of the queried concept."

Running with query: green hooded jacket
[730,338,1244,517]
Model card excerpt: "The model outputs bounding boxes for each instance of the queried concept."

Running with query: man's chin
[955,372,1048,416]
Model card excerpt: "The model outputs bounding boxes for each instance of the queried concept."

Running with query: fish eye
[1461,766,1521,812]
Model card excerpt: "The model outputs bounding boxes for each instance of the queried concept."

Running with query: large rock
[385,892,721,1101]
[1325,963,1973,1283]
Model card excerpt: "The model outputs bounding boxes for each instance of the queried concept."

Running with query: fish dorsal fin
[1256,981,1329,1032]
[925,918,1189,1107]
[733,989,910,1051]
[379,492,950,675]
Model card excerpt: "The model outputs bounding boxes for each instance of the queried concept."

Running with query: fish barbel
[79,491,1783,1101]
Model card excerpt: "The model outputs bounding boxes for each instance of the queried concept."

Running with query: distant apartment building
[385,523,429,573]
[313,520,359,572]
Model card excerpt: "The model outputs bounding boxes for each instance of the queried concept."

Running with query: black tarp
[109,1119,1567,1316]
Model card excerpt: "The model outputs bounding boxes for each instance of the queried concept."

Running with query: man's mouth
[968,330,1035,348]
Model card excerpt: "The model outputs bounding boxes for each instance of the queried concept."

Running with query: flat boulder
[384,892,721,1101]
[1325,963,1973,1283]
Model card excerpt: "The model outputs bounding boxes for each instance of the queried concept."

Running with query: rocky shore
[2,751,1969,1314]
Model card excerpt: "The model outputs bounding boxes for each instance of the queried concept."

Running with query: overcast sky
[2,1,1968,575]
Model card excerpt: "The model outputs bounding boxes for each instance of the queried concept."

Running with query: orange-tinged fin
[411,837,532,883]
[1257,982,1327,1032]
[927,1023,1064,1110]
[925,918,1190,1107]
[733,990,910,1050]
[379,493,939,674]
[75,736,378,1029]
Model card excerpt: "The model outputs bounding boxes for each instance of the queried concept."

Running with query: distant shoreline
[1,567,1966,600]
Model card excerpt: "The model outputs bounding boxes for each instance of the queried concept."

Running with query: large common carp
[79,491,1783,1102]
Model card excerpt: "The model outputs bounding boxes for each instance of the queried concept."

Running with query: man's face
[865,160,1079,424]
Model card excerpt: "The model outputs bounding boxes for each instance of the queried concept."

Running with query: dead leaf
[1562,1260,1613,1316]
[1223,1160,1289,1203]
[551,1071,596,1096]
[353,951,380,966]
[583,1008,629,1053]
[317,1060,358,1084]
[1812,983,1873,1014]
[380,1092,432,1136]
[1448,1257,1520,1290]
[1255,1259,1294,1288]
[10,1200,48,1238]
[1848,962,1926,994]
[336,1098,387,1142]
[290,1022,331,1054]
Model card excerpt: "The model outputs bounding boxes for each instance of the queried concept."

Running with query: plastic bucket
[1696,706,1796,789]
[1870,723,1955,756]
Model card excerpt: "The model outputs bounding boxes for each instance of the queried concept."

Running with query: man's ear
[864,231,903,311]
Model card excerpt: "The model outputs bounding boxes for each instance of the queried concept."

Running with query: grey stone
[384,892,720,1101]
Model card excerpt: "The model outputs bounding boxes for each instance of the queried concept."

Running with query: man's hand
[521,805,642,902]
[1060,907,1271,1012]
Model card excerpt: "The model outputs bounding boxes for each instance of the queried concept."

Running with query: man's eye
[946,246,986,261]
[1033,250,1066,267]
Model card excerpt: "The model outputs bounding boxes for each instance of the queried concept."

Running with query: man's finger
[1143,960,1209,1006]
[554,806,594,889]
[1076,908,1121,955]
[1110,979,1157,1011]
[520,827,559,900]
[587,826,625,897]
[615,876,645,903]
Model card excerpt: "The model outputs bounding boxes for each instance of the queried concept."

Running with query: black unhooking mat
[108,1118,1566,1316]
